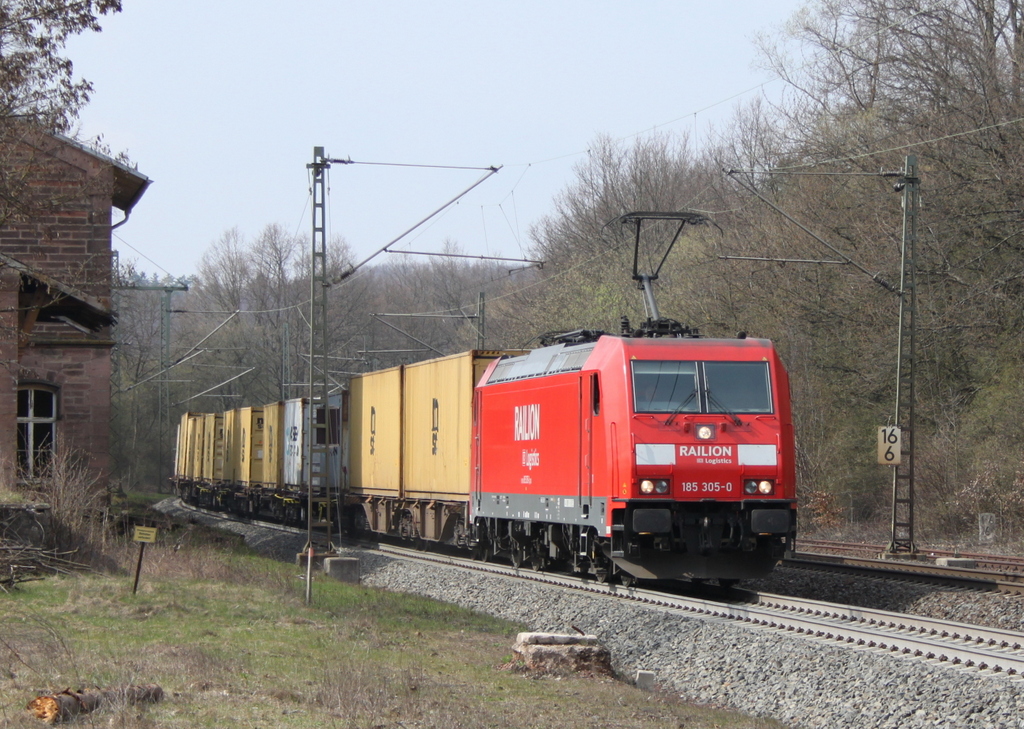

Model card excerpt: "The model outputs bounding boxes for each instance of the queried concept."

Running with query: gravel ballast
[154,500,1024,729]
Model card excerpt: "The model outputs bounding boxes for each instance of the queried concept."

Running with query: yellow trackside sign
[133,526,157,543]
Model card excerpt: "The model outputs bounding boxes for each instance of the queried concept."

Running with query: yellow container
[403,351,505,499]
[223,409,241,484]
[174,412,192,479]
[239,406,265,486]
[201,412,224,482]
[262,401,285,488]
[186,414,205,480]
[349,365,403,496]
[349,351,519,500]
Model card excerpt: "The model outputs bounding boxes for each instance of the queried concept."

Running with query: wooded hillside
[114,0,1024,546]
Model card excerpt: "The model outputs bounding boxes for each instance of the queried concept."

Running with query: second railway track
[788,541,1024,594]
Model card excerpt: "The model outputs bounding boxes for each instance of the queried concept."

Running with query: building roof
[1,251,114,331]
[53,133,152,213]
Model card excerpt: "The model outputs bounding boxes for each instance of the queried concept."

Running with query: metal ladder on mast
[887,155,919,555]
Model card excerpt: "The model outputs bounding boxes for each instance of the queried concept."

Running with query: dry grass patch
[0,526,787,729]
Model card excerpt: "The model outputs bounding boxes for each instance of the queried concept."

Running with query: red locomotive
[470,333,795,583]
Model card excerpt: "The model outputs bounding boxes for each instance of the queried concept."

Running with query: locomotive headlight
[744,479,775,495]
[696,424,716,440]
[655,480,669,494]
[640,480,656,494]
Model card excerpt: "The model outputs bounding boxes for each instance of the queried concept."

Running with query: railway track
[789,539,1024,594]
[377,542,1024,679]
[799,538,1024,572]
[173,498,1024,594]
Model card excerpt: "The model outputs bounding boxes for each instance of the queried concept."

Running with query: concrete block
[323,557,360,583]
[936,557,977,568]
[635,670,656,691]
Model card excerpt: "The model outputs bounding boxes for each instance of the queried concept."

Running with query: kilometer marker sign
[878,426,901,465]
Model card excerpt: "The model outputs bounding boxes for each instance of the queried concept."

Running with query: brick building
[0,129,150,489]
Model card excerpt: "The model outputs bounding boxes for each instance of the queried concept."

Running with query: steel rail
[799,539,1024,573]
[753,592,1024,650]
[784,553,1024,594]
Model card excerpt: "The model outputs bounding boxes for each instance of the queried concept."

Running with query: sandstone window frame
[17,383,59,478]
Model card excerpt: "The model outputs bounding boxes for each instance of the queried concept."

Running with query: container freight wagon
[175,396,343,527]
[347,351,519,543]
[279,396,343,525]
[470,335,796,582]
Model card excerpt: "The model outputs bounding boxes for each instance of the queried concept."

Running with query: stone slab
[323,557,360,583]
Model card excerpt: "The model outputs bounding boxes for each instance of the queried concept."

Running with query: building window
[17,386,57,477]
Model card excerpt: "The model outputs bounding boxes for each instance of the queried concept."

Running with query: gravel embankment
[153,500,1024,729]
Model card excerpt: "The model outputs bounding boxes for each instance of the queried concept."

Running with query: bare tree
[0,1,123,230]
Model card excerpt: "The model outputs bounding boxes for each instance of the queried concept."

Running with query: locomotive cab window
[704,362,772,414]
[632,361,698,414]
[632,361,773,415]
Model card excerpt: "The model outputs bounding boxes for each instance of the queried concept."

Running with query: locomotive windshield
[632,361,772,414]
[632,361,698,414]
[703,362,772,413]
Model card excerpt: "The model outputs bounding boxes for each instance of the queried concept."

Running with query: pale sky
[66,1,805,279]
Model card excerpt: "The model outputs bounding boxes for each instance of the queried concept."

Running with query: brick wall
[0,134,114,301]
[0,270,19,484]
[16,344,113,485]
[0,132,126,492]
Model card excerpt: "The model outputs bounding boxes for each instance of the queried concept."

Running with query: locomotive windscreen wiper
[706,389,743,426]
[665,389,698,426]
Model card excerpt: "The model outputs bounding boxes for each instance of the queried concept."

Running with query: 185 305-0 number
[681,482,734,493]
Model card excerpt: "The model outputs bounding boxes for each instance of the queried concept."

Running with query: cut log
[26,684,163,724]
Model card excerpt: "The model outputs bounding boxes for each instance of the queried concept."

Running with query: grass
[0,523,787,728]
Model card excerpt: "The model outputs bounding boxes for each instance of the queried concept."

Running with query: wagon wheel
[586,531,613,583]
[510,543,526,569]
[619,571,638,588]
[472,541,492,562]
[590,553,613,583]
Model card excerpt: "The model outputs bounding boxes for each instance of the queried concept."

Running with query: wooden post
[133,542,146,595]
